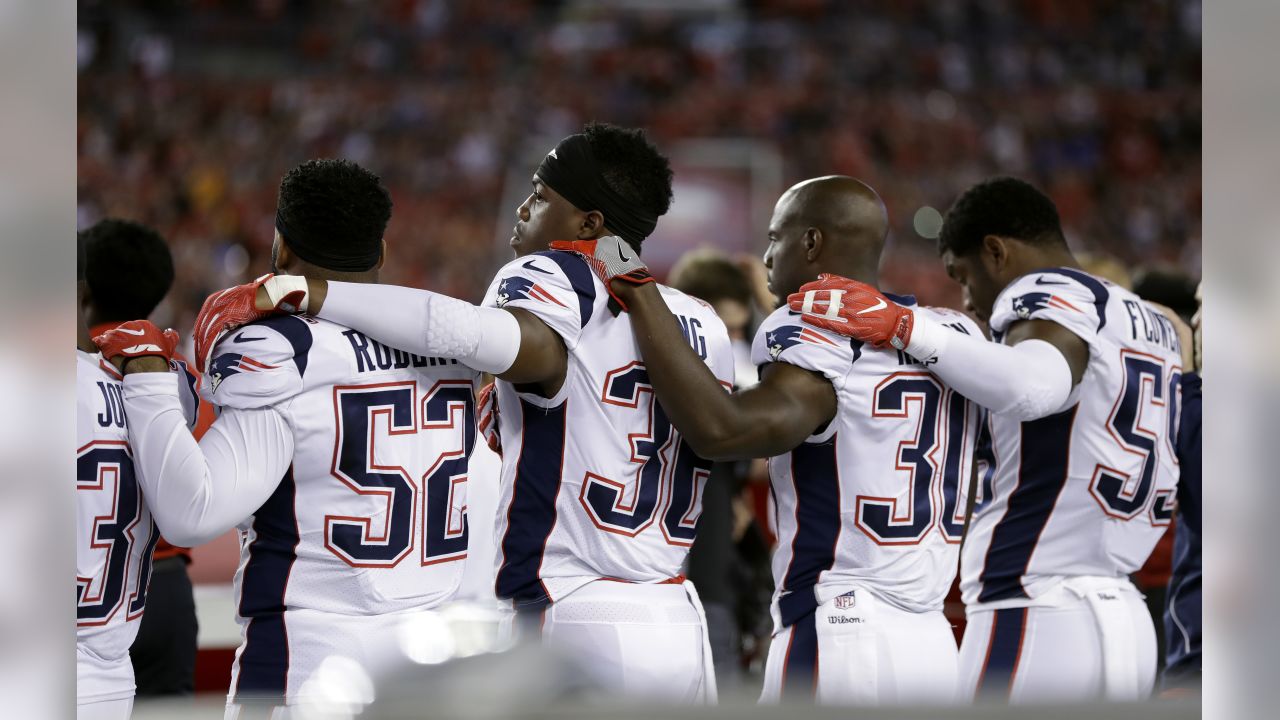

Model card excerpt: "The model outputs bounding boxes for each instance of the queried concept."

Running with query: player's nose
[517,195,532,221]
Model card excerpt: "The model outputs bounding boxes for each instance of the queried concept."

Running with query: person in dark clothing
[668,249,775,690]
[1163,284,1202,692]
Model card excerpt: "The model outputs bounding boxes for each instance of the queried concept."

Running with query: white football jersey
[203,314,480,697]
[76,349,199,704]
[961,268,1184,606]
[481,251,734,611]
[751,298,983,631]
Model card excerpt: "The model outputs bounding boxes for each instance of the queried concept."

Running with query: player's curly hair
[583,121,674,238]
[276,159,393,271]
[81,218,174,320]
[937,177,1067,256]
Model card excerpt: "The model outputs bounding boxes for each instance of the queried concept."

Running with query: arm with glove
[548,236,837,461]
[788,274,1085,421]
[95,321,293,546]
[191,270,584,397]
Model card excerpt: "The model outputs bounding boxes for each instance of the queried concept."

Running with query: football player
[81,217,206,697]
[97,160,483,716]
[76,222,199,720]
[554,175,982,705]
[190,124,733,702]
[790,177,1185,701]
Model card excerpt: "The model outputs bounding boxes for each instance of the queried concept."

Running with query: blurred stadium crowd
[77,0,1201,331]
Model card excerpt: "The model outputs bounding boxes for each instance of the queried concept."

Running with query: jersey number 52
[327,381,474,567]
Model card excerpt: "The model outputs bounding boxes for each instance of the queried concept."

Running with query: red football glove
[476,382,501,456]
[193,274,308,373]
[94,320,180,365]
[786,273,914,349]
[548,236,654,311]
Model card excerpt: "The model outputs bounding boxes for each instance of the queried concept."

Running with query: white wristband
[264,275,311,313]
[904,310,950,363]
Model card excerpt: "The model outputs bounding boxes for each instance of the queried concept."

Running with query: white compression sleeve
[903,310,1075,421]
[122,372,295,547]
[319,282,521,374]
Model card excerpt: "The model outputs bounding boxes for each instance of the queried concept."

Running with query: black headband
[535,134,658,247]
[275,211,382,272]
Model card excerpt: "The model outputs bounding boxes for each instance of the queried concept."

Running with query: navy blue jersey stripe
[175,359,200,406]
[249,315,314,377]
[533,250,596,328]
[778,438,841,627]
[848,337,863,363]
[977,406,1077,603]
[1032,267,1110,330]
[494,398,567,609]
[234,467,299,699]
[781,610,819,698]
[976,607,1028,697]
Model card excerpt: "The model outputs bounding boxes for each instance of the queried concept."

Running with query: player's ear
[275,240,293,271]
[804,227,823,262]
[374,240,387,270]
[981,234,1008,271]
[579,210,605,239]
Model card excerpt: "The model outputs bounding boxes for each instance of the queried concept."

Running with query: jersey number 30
[857,373,972,545]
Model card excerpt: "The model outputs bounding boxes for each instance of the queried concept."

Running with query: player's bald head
[763,175,889,296]
[774,175,889,262]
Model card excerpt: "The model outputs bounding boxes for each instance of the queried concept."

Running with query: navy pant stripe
[781,611,819,698]
[978,407,1077,602]
[976,607,1028,698]
[495,399,567,609]
[234,468,299,700]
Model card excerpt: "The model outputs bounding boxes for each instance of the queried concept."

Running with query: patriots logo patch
[208,353,278,393]
[495,276,567,309]
[1012,292,1081,320]
[766,325,838,361]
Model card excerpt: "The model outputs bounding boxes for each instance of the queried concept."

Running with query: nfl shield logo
[834,591,856,610]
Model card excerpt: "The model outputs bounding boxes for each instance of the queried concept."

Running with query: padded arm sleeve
[122,372,295,546]
[319,282,521,374]
[904,310,1074,421]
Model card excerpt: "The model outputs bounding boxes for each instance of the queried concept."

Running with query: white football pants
[759,589,959,705]
[959,577,1156,703]
[224,607,479,719]
[526,579,716,704]
[76,697,132,720]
